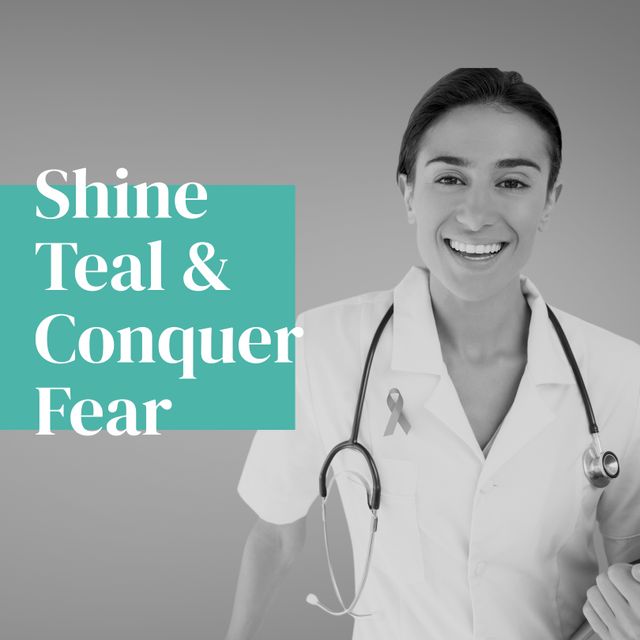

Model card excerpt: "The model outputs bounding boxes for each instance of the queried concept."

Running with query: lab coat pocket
[374,458,424,584]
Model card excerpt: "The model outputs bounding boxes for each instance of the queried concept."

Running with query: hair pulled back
[396,68,562,192]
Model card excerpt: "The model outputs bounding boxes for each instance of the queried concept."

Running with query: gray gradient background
[2,1,639,639]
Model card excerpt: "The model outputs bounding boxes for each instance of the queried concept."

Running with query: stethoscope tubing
[350,304,395,444]
[318,305,393,511]
[546,306,598,435]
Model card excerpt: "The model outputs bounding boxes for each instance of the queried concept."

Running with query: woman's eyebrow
[425,155,469,167]
[425,155,541,172]
[495,158,541,172]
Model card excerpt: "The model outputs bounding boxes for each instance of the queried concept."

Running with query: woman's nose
[454,188,499,231]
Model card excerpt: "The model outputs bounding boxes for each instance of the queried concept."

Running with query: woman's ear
[538,182,563,232]
[397,174,416,224]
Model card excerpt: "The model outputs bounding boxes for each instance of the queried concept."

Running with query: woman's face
[398,103,561,302]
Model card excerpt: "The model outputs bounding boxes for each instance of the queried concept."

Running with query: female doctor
[225,69,640,640]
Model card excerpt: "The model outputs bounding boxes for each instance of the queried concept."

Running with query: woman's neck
[429,274,531,364]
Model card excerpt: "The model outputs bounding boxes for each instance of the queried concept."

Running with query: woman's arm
[224,516,307,640]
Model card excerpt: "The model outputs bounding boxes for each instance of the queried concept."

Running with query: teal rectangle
[1,184,296,432]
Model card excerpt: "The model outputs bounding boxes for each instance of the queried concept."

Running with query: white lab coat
[238,266,640,640]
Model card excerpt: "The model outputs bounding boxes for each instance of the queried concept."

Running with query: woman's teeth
[448,239,504,255]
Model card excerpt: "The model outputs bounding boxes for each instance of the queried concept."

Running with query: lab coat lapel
[391,267,444,377]
[391,267,483,459]
[423,374,485,459]
[482,277,577,476]
[481,373,557,477]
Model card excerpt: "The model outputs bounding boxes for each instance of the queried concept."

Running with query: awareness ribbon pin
[383,388,411,436]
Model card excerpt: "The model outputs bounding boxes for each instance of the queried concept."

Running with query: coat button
[480,480,498,494]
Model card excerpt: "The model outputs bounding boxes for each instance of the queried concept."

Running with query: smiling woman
[398,104,561,304]
[227,69,640,640]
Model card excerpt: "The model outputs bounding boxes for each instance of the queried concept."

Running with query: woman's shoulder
[551,305,640,386]
[297,286,394,342]
[295,287,394,384]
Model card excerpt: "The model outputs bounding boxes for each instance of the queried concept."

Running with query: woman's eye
[435,175,464,186]
[497,178,529,190]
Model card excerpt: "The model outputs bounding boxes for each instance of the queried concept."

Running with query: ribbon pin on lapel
[383,388,412,436]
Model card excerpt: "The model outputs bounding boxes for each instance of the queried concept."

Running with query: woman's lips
[444,238,508,261]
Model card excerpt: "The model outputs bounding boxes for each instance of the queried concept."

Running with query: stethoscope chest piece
[582,436,620,488]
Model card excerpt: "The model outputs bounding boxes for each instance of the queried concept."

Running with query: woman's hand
[583,563,640,639]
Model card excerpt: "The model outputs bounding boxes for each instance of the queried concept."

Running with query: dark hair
[396,68,562,193]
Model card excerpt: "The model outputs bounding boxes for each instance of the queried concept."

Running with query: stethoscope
[306,303,620,618]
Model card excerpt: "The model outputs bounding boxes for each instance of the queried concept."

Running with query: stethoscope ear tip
[306,593,320,606]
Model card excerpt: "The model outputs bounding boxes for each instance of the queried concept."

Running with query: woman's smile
[444,238,508,261]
